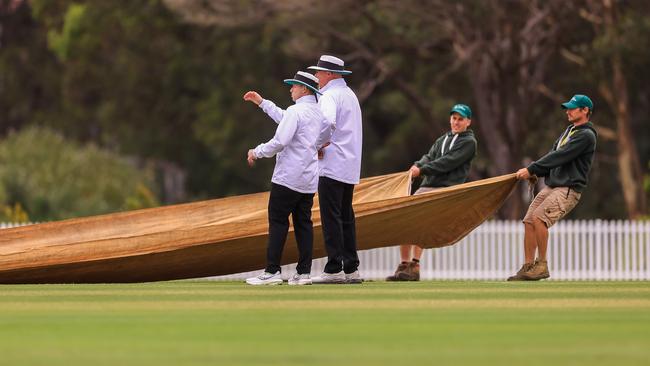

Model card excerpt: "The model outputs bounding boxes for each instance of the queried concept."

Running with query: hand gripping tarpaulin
[0,172,517,283]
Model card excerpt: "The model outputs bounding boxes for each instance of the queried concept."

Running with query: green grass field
[1,281,649,366]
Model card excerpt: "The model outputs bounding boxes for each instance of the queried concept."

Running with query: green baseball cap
[450,104,472,118]
[561,94,593,110]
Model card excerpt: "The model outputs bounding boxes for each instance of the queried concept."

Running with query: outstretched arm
[243,91,285,123]
[526,130,596,176]
[243,91,263,105]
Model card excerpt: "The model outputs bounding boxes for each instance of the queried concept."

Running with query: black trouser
[318,176,359,274]
[265,183,315,275]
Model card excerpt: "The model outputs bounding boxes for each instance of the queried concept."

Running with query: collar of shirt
[557,125,576,149]
[320,78,347,93]
[446,129,472,137]
[295,95,317,104]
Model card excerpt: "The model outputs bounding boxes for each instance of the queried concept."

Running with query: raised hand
[243,91,263,105]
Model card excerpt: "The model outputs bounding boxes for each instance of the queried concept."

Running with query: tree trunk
[606,58,647,218]
[444,0,560,219]
[600,0,647,218]
[469,56,524,218]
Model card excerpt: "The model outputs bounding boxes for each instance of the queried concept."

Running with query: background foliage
[0,127,157,221]
[0,0,648,221]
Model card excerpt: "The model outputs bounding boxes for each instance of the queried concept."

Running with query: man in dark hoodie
[508,94,597,281]
[387,104,477,281]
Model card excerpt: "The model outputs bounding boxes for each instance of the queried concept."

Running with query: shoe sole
[246,280,283,285]
[506,277,526,281]
[386,275,409,282]
[288,281,312,285]
[312,280,346,284]
[345,279,363,284]
[521,273,551,281]
[397,273,417,281]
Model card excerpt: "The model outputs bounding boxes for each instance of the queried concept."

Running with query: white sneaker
[245,271,282,285]
[345,270,363,284]
[311,271,346,284]
[288,273,312,286]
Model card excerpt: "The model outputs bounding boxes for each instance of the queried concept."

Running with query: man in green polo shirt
[508,94,598,281]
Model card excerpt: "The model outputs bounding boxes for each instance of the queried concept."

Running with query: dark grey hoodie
[527,122,598,192]
[414,129,477,188]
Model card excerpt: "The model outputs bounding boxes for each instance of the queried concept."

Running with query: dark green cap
[450,104,472,118]
[561,94,593,110]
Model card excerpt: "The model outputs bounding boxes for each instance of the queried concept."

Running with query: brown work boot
[507,262,535,281]
[521,259,550,280]
[397,261,420,281]
[386,262,409,281]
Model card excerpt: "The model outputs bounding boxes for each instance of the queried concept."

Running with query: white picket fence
[214,220,650,281]
[2,220,649,281]
[0,222,36,229]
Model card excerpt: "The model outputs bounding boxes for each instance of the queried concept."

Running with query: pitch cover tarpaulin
[0,172,517,283]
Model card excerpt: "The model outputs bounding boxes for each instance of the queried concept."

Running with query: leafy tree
[0,0,61,136]
[0,127,158,221]
[1,0,647,220]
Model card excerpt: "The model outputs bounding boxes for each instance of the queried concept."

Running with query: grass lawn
[0,281,649,366]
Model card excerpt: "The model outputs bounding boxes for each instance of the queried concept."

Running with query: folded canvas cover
[0,172,517,283]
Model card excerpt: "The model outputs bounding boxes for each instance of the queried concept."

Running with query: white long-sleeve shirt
[317,78,363,185]
[253,95,325,194]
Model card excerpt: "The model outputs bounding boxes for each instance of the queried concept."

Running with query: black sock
[412,258,420,263]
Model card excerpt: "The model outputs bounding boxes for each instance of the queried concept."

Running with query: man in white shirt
[308,55,364,284]
[242,71,326,286]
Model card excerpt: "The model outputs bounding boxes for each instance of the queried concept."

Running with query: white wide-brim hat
[283,71,321,94]
[307,55,352,75]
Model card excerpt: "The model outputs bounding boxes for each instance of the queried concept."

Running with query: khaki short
[523,186,581,228]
